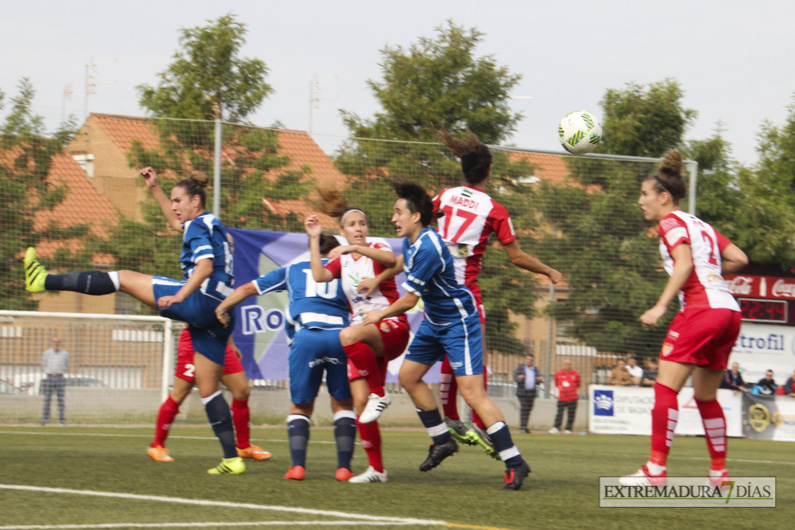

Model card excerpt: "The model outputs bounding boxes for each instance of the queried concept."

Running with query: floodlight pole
[213,119,222,217]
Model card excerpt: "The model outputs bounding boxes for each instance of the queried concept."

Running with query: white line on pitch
[0,521,424,528]
[0,485,446,527]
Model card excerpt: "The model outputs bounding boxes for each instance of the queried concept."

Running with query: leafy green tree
[0,78,90,310]
[336,21,544,355]
[137,13,272,125]
[535,80,700,356]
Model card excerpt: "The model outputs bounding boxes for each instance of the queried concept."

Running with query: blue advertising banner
[228,228,436,382]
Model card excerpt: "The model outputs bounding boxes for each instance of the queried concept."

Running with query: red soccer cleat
[284,465,306,480]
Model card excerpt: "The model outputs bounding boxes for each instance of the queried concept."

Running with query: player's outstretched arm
[215,282,259,327]
[328,244,396,267]
[140,167,183,232]
[358,255,403,298]
[640,243,692,326]
[305,215,335,283]
[501,241,563,284]
[721,243,748,275]
[361,290,419,326]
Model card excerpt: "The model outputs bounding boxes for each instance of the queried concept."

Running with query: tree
[336,21,540,355]
[0,79,90,310]
[730,97,795,269]
[341,20,521,145]
[137,13,272,124]
[534,80,700,356]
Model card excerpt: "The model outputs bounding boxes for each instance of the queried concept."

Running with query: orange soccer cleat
[237,444,272,461]
[284,465,306,480]
[147,446,174,462]
[335,467,354,481]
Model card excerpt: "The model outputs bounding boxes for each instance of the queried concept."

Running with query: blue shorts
[289,328,351,404]
[405,313,483,377]
[152,277,234,366]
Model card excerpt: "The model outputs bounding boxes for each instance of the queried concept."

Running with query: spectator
[625,356,644,386]
[514,354,543,433]
[549,359,580,434]
[753,370,778,396]
[41,337,70,426]
[641,359,659,387]
[783,370,795,397]
[720,362,747,394]
[607,359,632,386]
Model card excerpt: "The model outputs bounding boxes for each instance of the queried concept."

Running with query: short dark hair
[393,181,433,226]
[318,234,340,255]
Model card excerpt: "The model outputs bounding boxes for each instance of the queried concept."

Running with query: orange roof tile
[33,151,120,264]
[506,150,569,184]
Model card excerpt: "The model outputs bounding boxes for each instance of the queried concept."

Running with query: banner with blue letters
[228,228,435,382]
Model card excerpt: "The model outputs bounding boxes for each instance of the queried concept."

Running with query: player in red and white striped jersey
[621,150,748,488]
[432,129,563,454]
[306,207,410,484]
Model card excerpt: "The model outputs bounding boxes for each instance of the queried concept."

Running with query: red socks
[696,398,727,470]
[344,342,384,397]
[152,395,180,448]
[440,357,459,420]
[650,383,679,467]
[356,419,384,473]
[231,398,251,449]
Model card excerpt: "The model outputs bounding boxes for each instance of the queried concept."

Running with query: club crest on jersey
[457,244,470,258]
[661,343,674,357]
[379,321,392,333]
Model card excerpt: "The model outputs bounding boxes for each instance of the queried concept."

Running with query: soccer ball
[558,110,602,155]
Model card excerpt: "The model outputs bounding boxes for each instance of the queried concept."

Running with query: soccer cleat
[147,446,174,462]
[359,392,392,424]
[237,444,272,461]
[284,465,306,480]
[564,430,572,435]
[708,469,732,489]
[24,247,48,293]
[548,427,560,434]
[348,466,388,484]
[419,437,458,472]
[207,456,245,475]
[335,467,354,481]
[502,460,531,491]
[466,423,500,460]
[619,465,667,487]
[445,416,475,446]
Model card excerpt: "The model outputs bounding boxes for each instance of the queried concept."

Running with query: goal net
[0,310,175,424]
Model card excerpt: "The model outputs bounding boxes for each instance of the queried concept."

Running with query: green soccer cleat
[466,423,501,460]
[207,456,245,475]
[24,247,48,293]
[444,416,476,446]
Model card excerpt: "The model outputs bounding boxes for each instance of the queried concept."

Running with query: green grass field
[0,425,790,529]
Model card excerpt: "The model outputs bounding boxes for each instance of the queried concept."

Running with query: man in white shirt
[41,337,70,425]
[626,356,643,386]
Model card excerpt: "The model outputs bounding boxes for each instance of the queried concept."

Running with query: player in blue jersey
[361,181,531,490]
[215,234,358,481]
[24,168,243,475]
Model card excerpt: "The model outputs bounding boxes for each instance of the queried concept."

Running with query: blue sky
[2,1,792,166]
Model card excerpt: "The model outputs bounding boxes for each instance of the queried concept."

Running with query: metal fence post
[213,119,222,217]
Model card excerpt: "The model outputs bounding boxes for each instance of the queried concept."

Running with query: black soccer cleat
[419,437,459,472]
[502,460,531,491]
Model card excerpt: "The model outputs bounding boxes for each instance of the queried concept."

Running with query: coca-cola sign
[724,275,795,300]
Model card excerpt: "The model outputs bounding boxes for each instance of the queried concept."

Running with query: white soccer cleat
[619,466,667,487]
[359,392,391,424]
[548,427,560,434]
[348,466,388,484]
[564,430,572,435]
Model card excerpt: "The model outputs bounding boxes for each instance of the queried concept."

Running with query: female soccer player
[432,128,563,454]
[362,181,531,490]
[139,169,270,464]
[305,207,410,484]
[621,150,748,487]
[24,167,244,475]
[215,234,357,482]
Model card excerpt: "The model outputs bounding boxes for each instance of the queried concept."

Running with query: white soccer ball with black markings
[558,110,602,155]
